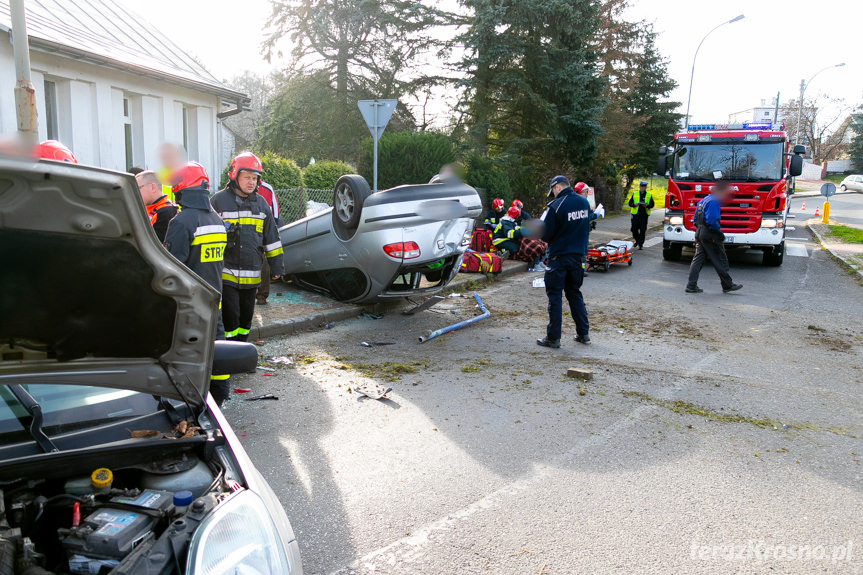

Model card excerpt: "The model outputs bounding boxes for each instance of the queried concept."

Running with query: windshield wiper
[7,385,59,453]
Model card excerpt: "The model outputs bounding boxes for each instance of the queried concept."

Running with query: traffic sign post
[820,183,836,223]
[357,99,398,192]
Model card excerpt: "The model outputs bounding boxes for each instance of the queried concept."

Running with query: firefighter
[33,140,77,163]
[686,182,742,294]
[536,176,592,349]
[135,170,177,242]
[483,198,506,231]
[211,151,284,341]
[628,180,655,250]
[254,179,282,306]
[511,199,532,225]
[492,206,524,259]
[163,162,231,405]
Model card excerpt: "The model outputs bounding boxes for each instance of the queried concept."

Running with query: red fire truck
[657,122,805,266]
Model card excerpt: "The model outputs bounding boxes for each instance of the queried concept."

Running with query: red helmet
[511,199,523,210]
[33,140,77,163]
[228,151,263,181]
[492,198,505,210]
[573,182,586,193]
[171,161,209,193]
[506,206,521,219]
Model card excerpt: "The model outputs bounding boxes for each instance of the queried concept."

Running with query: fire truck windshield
[673,141,784,182]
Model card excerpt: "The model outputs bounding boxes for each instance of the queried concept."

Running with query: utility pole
[773,91,780,125]
[10,0,38,144]
[795,79,805,147]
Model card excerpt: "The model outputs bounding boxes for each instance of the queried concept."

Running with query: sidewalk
[590,207,666,244]
[807,220,863,280]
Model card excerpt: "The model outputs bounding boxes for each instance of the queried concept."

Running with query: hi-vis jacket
[163,186,227,292]
[210,184,285,288]
[492,216,523,246]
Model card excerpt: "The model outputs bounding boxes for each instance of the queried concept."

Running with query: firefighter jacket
[256,181,282,227]
[483,208,504,230]
[492,216,524,247]
[163,186,226,292]
[210,184,285,288]
[146,195,178,243]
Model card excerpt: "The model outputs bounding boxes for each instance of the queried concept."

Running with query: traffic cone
[801,201,806,211]
[814,205,820,217]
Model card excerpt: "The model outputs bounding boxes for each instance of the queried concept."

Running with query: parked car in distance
[279,174,483,304]
[0,156,302,575]
[839,174,863,192]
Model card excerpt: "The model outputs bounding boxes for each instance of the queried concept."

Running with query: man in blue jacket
[536,176,593,349]
[686,182,742,294]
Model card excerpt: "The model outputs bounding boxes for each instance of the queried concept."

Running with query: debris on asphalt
[253,339,265,346]
[404,295,445,315]
[234,388,252,393]
[499,337,511,341]
[354,383,393,400]
[320,321,336,329]
[359,341,396,347]
[362,312,384,320]
[256,366,275,371]
[244,394,279,401]
[419,292,490,343]
[532,277,545,288]
[268,356,294,365]
[448,293,462,298]
[567,367,594,381]
[260,373,275,377]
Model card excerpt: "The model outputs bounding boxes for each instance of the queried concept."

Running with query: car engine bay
[0,442,236,574]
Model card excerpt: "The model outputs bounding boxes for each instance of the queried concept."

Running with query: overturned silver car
[279,175,483,304]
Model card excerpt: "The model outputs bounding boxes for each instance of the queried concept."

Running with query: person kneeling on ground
[492,206,525,259]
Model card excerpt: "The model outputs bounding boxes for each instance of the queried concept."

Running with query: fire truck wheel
[663,243,682,261]
[763,242,784,267]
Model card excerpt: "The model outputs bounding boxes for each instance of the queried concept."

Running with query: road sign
[820,182,837,197]
[358,99,398,192]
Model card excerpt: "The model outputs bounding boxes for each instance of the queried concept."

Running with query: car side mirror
[657,155,668,176]
[658,145,668,156]
[792,144,806,155]
[788,155,804,178]
[212,340,258,375]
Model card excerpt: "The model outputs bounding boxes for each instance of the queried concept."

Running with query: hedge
[358,131,456,190]
[219,151,304,189]
[302,160,354,190]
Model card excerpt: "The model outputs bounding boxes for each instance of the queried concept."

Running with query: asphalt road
[223,225,863,574]
[791,190,863,228]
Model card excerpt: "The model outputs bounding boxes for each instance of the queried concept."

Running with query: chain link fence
[273,188,334,225]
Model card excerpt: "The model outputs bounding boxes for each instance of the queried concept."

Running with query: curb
[807,221,863,281]
[251,304,363,340]
[445,260,530,292]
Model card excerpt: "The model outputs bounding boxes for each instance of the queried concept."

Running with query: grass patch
[823,174,847,185]
[338,359,427,381]
[461,365,480,373]
[827,225,863,244]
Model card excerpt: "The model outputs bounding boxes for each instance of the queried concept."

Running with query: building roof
[0,0,248,105]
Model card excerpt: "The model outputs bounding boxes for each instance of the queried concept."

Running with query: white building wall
[0,31,224,179]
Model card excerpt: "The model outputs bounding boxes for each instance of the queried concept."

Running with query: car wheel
[333,175,371,231]
[763,242,784,267]
[841,184,847,191]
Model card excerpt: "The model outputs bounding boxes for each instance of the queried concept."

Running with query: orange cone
[814,206,820,217]
[801,201,806,211]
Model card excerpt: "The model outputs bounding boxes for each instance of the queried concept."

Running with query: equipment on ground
[586,240,634,272]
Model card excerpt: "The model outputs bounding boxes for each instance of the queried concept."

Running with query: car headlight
[187,490,295,575]
[668,216,684,226]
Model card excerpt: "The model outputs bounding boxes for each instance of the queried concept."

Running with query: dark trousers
[545,254,589,341]
[495,239,519,254]
[258,258,270,300]
[687,238,734,290]
[210,310,230,406]
[631,213,649,247]
[222,284,258,342]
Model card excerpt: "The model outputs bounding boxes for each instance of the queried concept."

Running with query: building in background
[0,0,248,177]
[728,98,786,125]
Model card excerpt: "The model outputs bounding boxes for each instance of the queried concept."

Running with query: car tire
[663,243,683,261]
[763,242,784,267]
[333,175,371,231]
[841,184,847,191]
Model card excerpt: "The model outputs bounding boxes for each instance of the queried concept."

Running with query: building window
[181,104,198,159]
[123,97,133,170]
[44,80,59,140]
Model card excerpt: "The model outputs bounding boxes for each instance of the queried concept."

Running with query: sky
[124,0,863,126]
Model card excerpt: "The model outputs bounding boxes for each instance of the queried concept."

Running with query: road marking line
[786,243,809,258]
[643,236,663,248]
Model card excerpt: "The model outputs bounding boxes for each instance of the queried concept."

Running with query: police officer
[628,180,654,250]
[686,182,743,294]
[536,176,592,348]
[211,151,285,342]
[163,162,231,405]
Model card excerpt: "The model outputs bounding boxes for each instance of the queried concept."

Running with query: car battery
[61,490,174,573]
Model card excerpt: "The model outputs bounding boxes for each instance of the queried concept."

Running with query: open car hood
[0,157,218,409]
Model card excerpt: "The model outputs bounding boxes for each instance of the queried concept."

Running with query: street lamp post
[795,63,846,147]
[683,14,745,129]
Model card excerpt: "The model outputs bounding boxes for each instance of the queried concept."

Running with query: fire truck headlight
[668,216,684,226]
[761,218,782,229]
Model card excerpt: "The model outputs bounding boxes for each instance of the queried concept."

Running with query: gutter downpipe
[10,0,38,144]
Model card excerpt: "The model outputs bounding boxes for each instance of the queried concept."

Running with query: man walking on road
[211,152,284,341]
[628,180,654,250]
[686,182,742,294]
[536,176,592,349]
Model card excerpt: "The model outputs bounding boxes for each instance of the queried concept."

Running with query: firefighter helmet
[511,199,523,210]
[228,151,263,181]
[507,206,521,219]
[573,182,586,193]
[171,161,209,193]
[33,140,77,163]
[492,198,505,210]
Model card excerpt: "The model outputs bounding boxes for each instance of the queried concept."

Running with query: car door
[855,176,863,191]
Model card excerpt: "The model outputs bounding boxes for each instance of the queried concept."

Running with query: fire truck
[657,122,805,266]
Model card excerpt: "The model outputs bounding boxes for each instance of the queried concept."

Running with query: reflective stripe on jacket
[492,217,522,246]
[210,185,285,288]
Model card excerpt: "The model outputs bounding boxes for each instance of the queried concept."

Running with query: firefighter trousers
[222,284,258,342]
